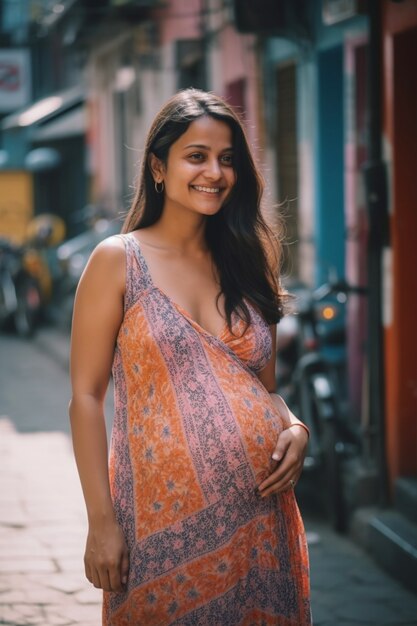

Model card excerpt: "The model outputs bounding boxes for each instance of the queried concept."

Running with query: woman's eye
[221,154,233,165]
[187,152,233,166]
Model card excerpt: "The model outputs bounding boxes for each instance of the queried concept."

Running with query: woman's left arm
[256,325,309,497]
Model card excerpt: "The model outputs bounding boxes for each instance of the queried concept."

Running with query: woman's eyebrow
[183,143,233,151]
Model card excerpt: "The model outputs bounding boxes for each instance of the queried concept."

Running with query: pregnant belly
[219,382,288,488]
[110,374,287,537]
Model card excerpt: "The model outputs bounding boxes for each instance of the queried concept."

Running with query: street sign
[0,49,31,113]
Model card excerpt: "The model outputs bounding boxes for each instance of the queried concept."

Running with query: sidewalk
[307,521,417,625]
[0,417,102,626]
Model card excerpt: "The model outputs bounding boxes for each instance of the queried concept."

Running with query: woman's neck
[143,205,208,253]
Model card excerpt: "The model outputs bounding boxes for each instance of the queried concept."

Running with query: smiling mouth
[191,185,222,194]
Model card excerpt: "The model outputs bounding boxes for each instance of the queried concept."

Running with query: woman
[69,88,311,625]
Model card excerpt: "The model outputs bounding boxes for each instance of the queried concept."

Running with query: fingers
[90,566,103,589]
[271,433,291,463]
[106,549,130,592]
[260,468,302,498]
[101,569,112,592]
[121,549,130,586]
[85,553,128,592]
[108,562,125,592]
[106,548,130,592]
[258,464,299,498]
[83,523,129,593]
[84,560,92,585]
[257,424,308,498]
[258,450,303,497]
[88,563,124,592]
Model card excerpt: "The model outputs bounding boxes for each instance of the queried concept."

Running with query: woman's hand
[258,425,309,497]
[84,519,129,592]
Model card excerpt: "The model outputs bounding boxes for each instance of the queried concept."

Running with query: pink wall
[344,36,369,420]
[155,0,202,46]
[217,26,260,152]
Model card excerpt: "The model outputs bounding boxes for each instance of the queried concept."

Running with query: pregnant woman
[69,88,311,625]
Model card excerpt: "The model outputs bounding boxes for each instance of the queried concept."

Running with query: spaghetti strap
[117,233,153,313]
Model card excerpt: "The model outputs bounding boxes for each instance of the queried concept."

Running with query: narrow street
[0,330,106,625]
[0,328,416,626]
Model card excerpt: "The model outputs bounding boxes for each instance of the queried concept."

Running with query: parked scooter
[276,277,365,531]
[24,214,67,326]
[0,238,42,337]
[0,214,66,337]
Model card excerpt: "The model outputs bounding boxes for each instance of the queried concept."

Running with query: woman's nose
[204,158,222,179]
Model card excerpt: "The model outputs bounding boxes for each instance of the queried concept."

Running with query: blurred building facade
[0,0,416,588]
[0,0,88,238]
[85,0,261,217]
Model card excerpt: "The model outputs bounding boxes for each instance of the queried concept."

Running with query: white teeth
[192,185,220,194]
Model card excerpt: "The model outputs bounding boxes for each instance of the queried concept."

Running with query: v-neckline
[127,232,230,341]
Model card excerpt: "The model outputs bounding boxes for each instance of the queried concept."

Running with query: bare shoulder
[89,235,125,265]
[80,235,126,293]
[94,234,126,255]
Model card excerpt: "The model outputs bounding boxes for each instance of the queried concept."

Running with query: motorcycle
[276,277,364,531]
[0,214,66,337]
[0,238,42,337]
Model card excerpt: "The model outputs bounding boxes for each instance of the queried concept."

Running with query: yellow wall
[0,171,33,243]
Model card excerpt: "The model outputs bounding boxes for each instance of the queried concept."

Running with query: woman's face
[155,115,237,219]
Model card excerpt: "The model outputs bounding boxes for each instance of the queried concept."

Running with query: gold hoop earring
[155,181,164,194]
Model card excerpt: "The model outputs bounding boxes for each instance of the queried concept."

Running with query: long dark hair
[122,88,285,327]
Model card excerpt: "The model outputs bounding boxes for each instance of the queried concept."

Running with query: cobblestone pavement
[307,521,417,625]
[1,329,417,625]
[0,418,102,626]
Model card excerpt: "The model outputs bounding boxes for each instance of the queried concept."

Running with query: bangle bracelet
[288,422,310,439]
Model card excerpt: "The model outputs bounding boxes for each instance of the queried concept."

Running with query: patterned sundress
[103,232,311,625]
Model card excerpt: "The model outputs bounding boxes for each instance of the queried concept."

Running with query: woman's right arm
[69,235,128,593]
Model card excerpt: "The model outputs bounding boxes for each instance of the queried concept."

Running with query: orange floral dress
[103,233,311,625]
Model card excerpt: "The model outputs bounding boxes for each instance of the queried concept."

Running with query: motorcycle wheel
[321,417,347,533]
[0,270,18,329]
[305,372,347,532]
[14,276,42,337]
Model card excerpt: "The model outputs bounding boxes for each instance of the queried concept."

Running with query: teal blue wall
[315,45,345,284]
[258,2,368,285]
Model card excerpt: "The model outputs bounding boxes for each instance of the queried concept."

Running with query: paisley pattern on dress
[103,233,311,625]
